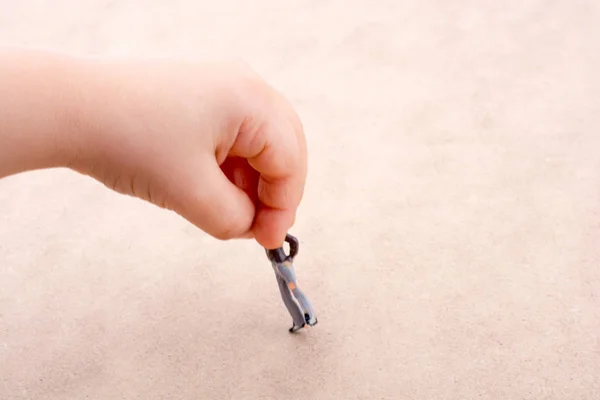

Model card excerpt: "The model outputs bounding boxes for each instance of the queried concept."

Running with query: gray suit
[266,234,318,332]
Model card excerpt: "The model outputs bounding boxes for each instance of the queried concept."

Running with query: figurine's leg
[275,274,306,331]
[290,286,317,325]
[278,262,317,325]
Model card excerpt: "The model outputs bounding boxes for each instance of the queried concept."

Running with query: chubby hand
[66,58,307,249]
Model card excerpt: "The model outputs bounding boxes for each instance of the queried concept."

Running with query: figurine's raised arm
[285,233,299,260]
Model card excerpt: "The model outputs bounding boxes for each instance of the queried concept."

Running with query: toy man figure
[265,233,318,333]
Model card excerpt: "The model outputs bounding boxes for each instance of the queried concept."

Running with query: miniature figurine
[265,233,318,333]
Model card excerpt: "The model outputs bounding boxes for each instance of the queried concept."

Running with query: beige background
[1,1,599,399]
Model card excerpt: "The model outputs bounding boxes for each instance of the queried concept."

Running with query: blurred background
[1,1,599,399]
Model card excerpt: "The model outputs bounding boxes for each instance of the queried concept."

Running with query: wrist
[57,56,130,177]
[0,50,84,178]
[62,57,149,178]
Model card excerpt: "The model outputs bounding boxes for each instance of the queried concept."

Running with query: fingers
[229,101,307,249]
[174,158,256,241]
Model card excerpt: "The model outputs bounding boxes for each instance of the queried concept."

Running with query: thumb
[174,158,256,240]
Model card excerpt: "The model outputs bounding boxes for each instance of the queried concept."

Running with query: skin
[0,49,307,249]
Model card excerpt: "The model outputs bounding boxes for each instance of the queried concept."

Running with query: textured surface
[1,1,600,399]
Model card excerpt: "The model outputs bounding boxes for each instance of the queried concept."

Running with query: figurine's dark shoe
[289,322,306,333]
[305,313,318,326]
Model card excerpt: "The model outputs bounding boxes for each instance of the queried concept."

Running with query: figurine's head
[264,233,298,263]
[265,247,288,264]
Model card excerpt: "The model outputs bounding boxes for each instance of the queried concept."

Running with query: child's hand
[67,58,307,249]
